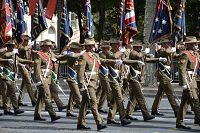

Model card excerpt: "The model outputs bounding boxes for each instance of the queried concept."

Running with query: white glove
[182,85,187,90]
[115,59,122,65]
[144,48,150,54]
[13,49,18,54]
[120,46,126,52]
[21,64,25,69]
[175,71,179,76]
[68,52,75,57]
[80,50,86,55]
[8,59,14,64]
[30,41,35,46]
[149,54,155,58]
[171,47,176,52]
[36,81,42,86]
[62,51,68,55]
[51,57,57,62]
[138,61,145,66]
[80,88,86,92]
[159,57,167,62]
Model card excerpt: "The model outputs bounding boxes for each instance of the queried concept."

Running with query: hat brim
[184,40,200,44]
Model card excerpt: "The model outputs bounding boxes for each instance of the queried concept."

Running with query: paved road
[0,92,200,133]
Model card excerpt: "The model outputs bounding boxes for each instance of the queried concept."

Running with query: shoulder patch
[35,59,39,63]
[180,59,186,64]
[79,61,83,65]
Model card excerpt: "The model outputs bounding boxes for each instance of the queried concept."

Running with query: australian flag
[173,0,186,47]
[198,11,200,39]
[149,0,172,47]
[60,0,71,53]
[83,0,94,39]
[116,0,125,40]
[31,0,48,41]
[123,0,137,45]
[15,0,27,47]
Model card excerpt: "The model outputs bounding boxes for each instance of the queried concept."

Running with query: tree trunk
[143,0,157,86]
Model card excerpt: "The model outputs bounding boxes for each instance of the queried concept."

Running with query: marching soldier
[151,38,180,117]
[1,40,33,115]
[96,41,112,113]
[106,37,132,126]
[123,40,166,121]
[76,38,117,130]
[176,36,200,129]
[18,35,37,107]
[33,39,61,122]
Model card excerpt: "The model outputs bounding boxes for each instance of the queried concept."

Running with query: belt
[86,72,97,75]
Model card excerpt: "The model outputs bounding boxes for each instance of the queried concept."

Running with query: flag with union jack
[83,0,94,39]
[14,0,27,47]
[123,0,137,45]
[148,0,172,47]
[0,0,12,46]
[116,0,125,40]
[198,11,200,39]
[173,0,186,47]
[60,0,71,53]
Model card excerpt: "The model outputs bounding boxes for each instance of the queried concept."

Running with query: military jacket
[179,50,199,88]
[18,45,32,60]
[99,51,108,80]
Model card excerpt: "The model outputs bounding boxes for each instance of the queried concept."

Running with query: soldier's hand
[80,50,86,55]
[175,71,179,76]
[115,59,122,65]
[149,54,155,58]
[63,51,68,55]
[144,48,150,54]
[21,64,26,69]
[36,81,42,86]
[80,88,87,95]
[51,58,57,62]
[8,59,14,64]
[159,57,167,62]
[68,52,75,57]
[182,85,187,90]
[138,61,145,66]
[13,49,18,54]
[171,47,176,52]
[119,46,126,52]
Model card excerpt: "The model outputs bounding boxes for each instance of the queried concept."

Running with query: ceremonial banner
[83,0,94,38]
[60,0,71,53]
[173,0,186,47]
[123,0,137,45]
[31,0,48,41]
[45,0,58,20]
[149,0,172,47]
[15,0,27,47]
[116,0,125,40]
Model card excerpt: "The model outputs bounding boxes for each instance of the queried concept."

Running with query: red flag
[29,0,37,15]
[45,0,57,20]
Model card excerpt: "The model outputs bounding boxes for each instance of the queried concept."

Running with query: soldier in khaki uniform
[18,35,37,106]
[96,41,112,113]
[33,40,60,122]
[1,40,33,115]
[176,36,200,129]
[77,38,118,131]
[151,38,180,117]
[106,38,132,126]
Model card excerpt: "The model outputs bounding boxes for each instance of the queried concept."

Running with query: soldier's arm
[56,53,81,61]
[18,57,34,64]
[34,53,42,83]
[146,58,160,63]
[133,50,146,58]
[0,48,7,53]
[77,55,86,89]
[107,51,123,59]
[178,53,188,86]
[20,45,32,51]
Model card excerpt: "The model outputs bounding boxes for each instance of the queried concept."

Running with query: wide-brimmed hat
[157,38,172,44]
[22,35,31,40]
[100,41,111,48]
[130,40,143,46]
[108,37,122,44]
[79,38,96,45]
[5,40,16,46]
[41,39,53,46]
[70,42,81,49]
[184,36,200,44]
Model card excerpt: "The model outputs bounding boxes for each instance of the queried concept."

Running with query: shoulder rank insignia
[35,59,39,63]
[79,61,83,65]
[180,59,186,64]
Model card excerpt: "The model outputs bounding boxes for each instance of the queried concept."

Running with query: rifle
[83,72,91,108]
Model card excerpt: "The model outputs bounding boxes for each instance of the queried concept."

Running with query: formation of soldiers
[0,35,200,131]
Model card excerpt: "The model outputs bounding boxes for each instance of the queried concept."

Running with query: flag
[60,0,71,53]
[14,0,27,47]
[0,0,12,46]
[31,0,48,41]
[83,0,94,38]
[148,0,172,47]
[45,0,58,20]
[116,0,125,40]
[173,0,186,47]
[123,0,137,45]
[198,11,200,39]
